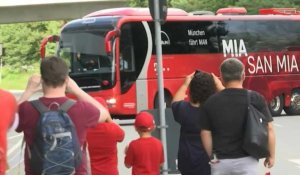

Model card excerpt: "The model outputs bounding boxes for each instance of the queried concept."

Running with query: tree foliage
[129,0,300,14]
[0,21,62,73]
[171,0,234,12]
[236,0,299,14]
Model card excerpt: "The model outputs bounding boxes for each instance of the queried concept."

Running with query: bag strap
[31,100,49,114]
[31,99,76,114]
[60,100,76,112]
[247,90,253,106]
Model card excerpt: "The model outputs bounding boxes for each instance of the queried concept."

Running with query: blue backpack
[29,100,82,175]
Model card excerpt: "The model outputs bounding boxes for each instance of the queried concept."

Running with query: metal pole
[153,0,168,174]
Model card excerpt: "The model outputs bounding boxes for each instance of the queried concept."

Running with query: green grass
[0,64,39,90]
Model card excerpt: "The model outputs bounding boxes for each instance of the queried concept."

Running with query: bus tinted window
[145,20,300,55]
[149,21,220,54]
[244,21,300,52]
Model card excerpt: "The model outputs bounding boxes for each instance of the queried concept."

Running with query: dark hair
[220,58,244,83]
[40,56,69,88]
[189,72,216,104]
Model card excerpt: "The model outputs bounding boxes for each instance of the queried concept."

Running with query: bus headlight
[106,98,116,105]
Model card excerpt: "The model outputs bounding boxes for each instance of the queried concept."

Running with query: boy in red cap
[0,89,17,175]
[86,97,125,175]
[124,111,164,175]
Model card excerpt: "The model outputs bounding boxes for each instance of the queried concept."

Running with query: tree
[171,0,234,12]
[128,0,174,8]
[128,0,298,13]
[128,0,236,12]
[0,21,61,73]
[236,0,297,14]
[128,0,148,7]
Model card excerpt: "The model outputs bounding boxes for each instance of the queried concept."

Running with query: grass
[0,64,39,90]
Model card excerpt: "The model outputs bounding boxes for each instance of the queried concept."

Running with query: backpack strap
[60,100,76,112]
[247,90,251,106]
[31,100,49,114]
[31,99,76,114]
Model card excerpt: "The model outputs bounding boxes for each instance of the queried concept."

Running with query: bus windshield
[58,28,115,91]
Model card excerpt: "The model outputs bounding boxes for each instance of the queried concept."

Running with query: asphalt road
[7,91,300,175]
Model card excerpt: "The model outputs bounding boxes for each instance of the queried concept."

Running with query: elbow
[98,108,110,123]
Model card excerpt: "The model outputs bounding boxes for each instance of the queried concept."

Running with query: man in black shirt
[200,58,275,175]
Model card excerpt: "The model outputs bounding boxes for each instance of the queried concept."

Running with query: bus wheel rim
[270,96,281,111]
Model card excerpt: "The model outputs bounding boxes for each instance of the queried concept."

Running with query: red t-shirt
[87,122,124,175]
[125,137,164,175]
[0,90,17,175]
[17,97,100,175]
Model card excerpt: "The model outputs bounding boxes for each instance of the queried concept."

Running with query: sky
[0,0,108,6]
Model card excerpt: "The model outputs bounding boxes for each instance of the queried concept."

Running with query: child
[87,97,125,175]
[124,111,164,175]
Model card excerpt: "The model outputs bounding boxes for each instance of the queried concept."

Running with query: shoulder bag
[242,90,270,159]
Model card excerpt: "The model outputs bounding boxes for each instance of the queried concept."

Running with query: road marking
[7,139,23,156]
[8,133,23,140]
[288,159,300,168]
[273,123,283,128]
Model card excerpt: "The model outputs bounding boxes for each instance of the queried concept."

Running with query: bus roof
[84,7,188,18]
[259,8,300,15]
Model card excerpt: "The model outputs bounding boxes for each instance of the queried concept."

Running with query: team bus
[41,7,300,117]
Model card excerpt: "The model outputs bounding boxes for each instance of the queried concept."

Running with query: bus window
[245,21,300,52]
[148,21,221,54]
[58,28,116,91]
[58,46,72,72]
[120,22,148,93]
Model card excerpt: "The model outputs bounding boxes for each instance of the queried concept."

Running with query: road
[6,91,300,175]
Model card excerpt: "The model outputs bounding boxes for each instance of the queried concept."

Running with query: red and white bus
[41,7,300,117]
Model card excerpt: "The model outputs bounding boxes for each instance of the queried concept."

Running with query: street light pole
[153,1,168,174]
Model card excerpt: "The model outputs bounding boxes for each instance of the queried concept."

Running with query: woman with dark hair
[171,71,224,175]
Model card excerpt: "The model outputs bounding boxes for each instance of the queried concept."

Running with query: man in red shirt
[17,56,110,175]
[0,89,17,175]
[125,111,164,175]
[87,97,125,175]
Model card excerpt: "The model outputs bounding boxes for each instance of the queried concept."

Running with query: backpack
[29,99,82,175]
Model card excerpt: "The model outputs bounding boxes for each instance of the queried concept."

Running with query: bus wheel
[154,91,172,109]
[284,89,300,115]
[268,95,283,116]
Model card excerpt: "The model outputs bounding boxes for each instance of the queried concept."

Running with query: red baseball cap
[134,111,155,131]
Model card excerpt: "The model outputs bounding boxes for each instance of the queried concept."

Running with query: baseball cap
[134,111,155,131]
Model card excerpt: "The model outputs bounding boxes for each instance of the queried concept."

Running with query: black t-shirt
[172,101,210,175]
[200,88,273,159]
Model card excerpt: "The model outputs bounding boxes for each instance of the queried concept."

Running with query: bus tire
[154,91,172,109]
[283,89,300,115]
[268,95,283,116]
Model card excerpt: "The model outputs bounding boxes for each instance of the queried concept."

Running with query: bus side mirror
[104,30,119,55]
[40,35,60,59]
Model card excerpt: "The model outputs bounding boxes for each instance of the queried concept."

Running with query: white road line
[7,139,23,156]
[8,133,23,140]
[288,159,300,168]
[273,123,283,128]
